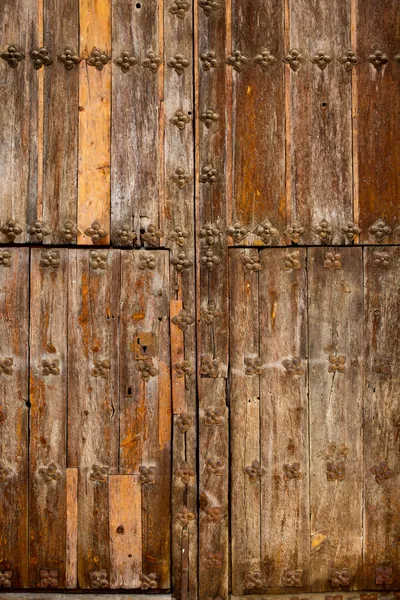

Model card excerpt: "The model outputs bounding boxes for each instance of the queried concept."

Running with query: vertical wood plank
[68,249,120,588]
[308,247,363,590]
[42,0,79,244]
[109,475,142,589]
[111,0,162,246]
[229,248,261,595]
[288,0,353,244]
[119,250,171,589]
[66,468,78,589]
[0,248,29,587]
[0,3,38,242]
[170,300,186,414]
[78,0,111,245]
[363,247,400,588]
[356,1,400,242]
[29,248,68,588]
[259,248,309,589]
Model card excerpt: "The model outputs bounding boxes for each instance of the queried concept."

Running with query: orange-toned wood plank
[78,0,111,244]
[170,300,186,414]
[66,468,78,589]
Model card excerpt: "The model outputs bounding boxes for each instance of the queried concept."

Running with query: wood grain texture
[229,248,261,595]
[363,247,400,588]
[109,475,142,589]
[170,300,186,414]
[78,0,111,245]
[29,248,68,587]
[0,2,38,242]
[258,248,309,589]
[0,248,29,587]
[356,1,400,242]
[67,249,120,588]
[111,0,162,246]
[42,0,79,244]
[308,247,363,590]
[288,0,353,244]
[66,468,78,589]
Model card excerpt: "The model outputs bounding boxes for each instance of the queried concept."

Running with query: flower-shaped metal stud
[242,254,262,272]
[372,251,390,269]
[168,53,190,75]
[283,49,305,72]
[28,220,51,242]
[90,250,108,270]
[137,359,158,381]
[203,505,223,523]
[171,252,193,272]
[284,221,304,243]
[39,463,62,484]
[375,563,393,585]
[40,569,59,587]
[172,309,195,331]
[372,357,392,375]
[59,220,80,242]
[311,50,332,70]
[199,0,220,16]
[283,463,302,480]
[204,551,223,568]
[328,355,346,373]
[89,570,108,588]
[139,465,156,484]
[244,357,265,376]
[367,50,389,70]
[327,461,346,481]
[331,568,350,587]
[255,222,279,244]
[254,49,277,71]
[370,460,394,484]
[0,357,13,374]
[313,218,333,242]
[205,407,224,425]
[30,47,52,69]
[57,48,81,70]
[40,249,60,269]
[176,413,194,432]
[0,570,12,587]
[226,50,248,72]
[0,252,12,268]
[226,220,249,242]
[200,355,220,377]
[89,464,108,483]
[86,48,110,71]
[113,224,136,245]
[201,302,221,324]
[42,358,60,376]
[114,51,138,73]
[200,108,220,128]
[341,221,361,241]
[1,45,25,68]
[245,571,263,590]
[282,357,304,376]
[142,50,162,73]
[140,572,158,590]
[176,505,195,527]
[139,253,156,270]
[201,249,221,271]
[0,219,22,241]
[171,109,191,130]
[169,0,190,18]
[324,252,341,270]
[283,569,303,587]
[369,218,391,243]
[84,221,107,243]
[244,460,265,482]
[205,456,225,475]
[174,360,195,378]
[283,251,301,270]
[170,166,191,188]
[92,359,110,379]
[199,221,221,245]
[142,223,164,246]
[200,164,217,183]
[175,461,196,484]
[169,225,190,245]
[200,50,218,70]
[338,50,360,72]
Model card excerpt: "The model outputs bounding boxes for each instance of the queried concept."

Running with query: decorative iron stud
[370,461,394,484]
[313,218,333,242]
[142,50,162,73]
[168,53,190,75]
[226,50,248,72]
[283,569,303,587]
[245,571,263,589]
[42,358,60,376]
[0,251,12,268]
[226,221,248,242]
[30,47,52,69]
[341,221,361,241]
[176,506,195,526]
[176,413,194,432]
[171,109,191,130]
[205,456,225,475]
[92,359,110,379]
[199,0,220,16]
[283,49,305,72]
[59,220,80,242]
[1,45,24,68]
[367,50,389,70]
[139,465,156,484]
[328,355,346,373]
[204,551,223,568]
[203,506,223,523]
[284,221,304,243]
[0,357,13,375]
[89,570,108,588]
[40,250,60,269]
[201,302,221,324]
[90,250,108,270]
[369,218,391,242]
[38,463,62,484]
[170,166,191,188]
[169,0,190,18]
[205,407,224,425]
[113,51,137,73]
[138,253,157,270]
[137,358,158,380]
[338,50,360,71]
[324,252,342,270]
[169,224,190,245]
[175,461,196,484]
[244,357,265,376]
[201,249,221,271]
[200,355,220,377]
[200,108,220,128]
[171,252,193,273]
[142,223,163,245]
[311,50,332,70]
[331,568,350,587]
[0,219,23,241]
[199,221,221,245]
[327,461,346,481]
[375,563,393,585]
[140,572,158,590]
[255,222,279,244]
[372,357,391,375]
[282,357,304,376]
[200,50,218,70]
[89,464,108,483]
[84,221,107,243]
[113,224,136,245]
[40,569,59,587]
[57,48,81,70]
[28,220,51,242]
[0,570,12,587]
[283,251,301,270]
[254,49,277,71]
[241,254,262,272]
[174,360,194,378]
[243,460,265,482]
[172,309,195,331]
[372,251,390,269]
[86,48,110,71]
[283,463,302,480]
[200,164,218,183]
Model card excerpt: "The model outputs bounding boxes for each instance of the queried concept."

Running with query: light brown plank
[170,300,186,414]
[259,248,309,589]
[109,475,142,589]
[308,247,363,590]
[0,248,29,587]
[66,468,78,589]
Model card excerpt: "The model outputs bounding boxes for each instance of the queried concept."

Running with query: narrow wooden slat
[288,0,353,244]
[109,475,142,589]
[66,468,78,589]
[170,300,186,414]
[68,249,120,588]
[363,247,400,588]
[308,247,363,590]
[111,0,161,246]
[119,250,171,589]
[356,1,400,242]
[229,248,261,595]
[258,248,309,589]
[78,0,111,244]
[0,248,29,587]
[42,0,79,244]
[0,3,38,242]
[0,595,172,599]
[230,0,285,235]
[29,248,68,587]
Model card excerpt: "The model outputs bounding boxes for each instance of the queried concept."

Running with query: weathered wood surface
[258,248,309,589]
[29,249,68,587]
[287,0,353,245]
[66,468,78,588]
[308,247,363,590]
[356,1,400,242]
[363,247,400,589]
[0,595,172,599]
[0,248,29,587]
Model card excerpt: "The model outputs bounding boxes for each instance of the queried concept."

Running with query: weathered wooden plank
[0,595,172,599]
[230,0,285,236]
[29,248,68,588]
[42,0,79,244]
[111,0,162,246]
[68,249,120,588]
[119,250,171,589]
[258,248,309,589]
[0,248,29,588]
[287,0,353,244]
[0,2,38,243]
[66,468,78,589]
[199,378,228,600]
[229,248,261,595]
[363,247,400,588]
[109,475,142,589]
[356,1,400,242]
[170,300,186,414]
[308,247,363,590]
[78,0,111,245]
